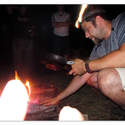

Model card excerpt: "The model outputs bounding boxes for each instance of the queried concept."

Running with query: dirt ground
[0,63,125,121]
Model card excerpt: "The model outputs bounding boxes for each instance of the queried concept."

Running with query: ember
[45,64,59,71]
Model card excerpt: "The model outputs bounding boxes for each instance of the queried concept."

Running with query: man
[42,5,125,109]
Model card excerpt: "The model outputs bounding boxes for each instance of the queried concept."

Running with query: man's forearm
[56,73,91,101]
[89,49,125,71]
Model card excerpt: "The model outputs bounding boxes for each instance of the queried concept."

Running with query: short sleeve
[116,14,125,46]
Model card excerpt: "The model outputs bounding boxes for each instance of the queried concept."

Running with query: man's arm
[42,73,91,106]
[89,43,125,71]
[56,73,91,100]
[69,43,125,75]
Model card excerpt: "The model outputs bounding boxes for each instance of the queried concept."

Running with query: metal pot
[45,53,74,65]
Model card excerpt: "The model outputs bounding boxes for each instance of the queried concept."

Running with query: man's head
[80,5,111,44]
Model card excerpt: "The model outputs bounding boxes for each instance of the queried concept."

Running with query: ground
[0,63,125,120]
[40,68,125,120]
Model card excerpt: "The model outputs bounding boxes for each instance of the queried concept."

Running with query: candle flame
[75,4,88,28]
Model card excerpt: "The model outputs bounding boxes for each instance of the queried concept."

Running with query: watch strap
[85,62,92,73]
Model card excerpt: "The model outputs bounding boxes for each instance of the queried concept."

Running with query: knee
[87,73,98,88]
[98,68,119,93]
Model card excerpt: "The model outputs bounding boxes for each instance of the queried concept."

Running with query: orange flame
[75,4,88,28]
[25,80,31,96]
[59,106,84,121]
[15,70,20,80]
[15,70,31,96]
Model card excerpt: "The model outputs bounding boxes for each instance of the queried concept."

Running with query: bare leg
[87,72,98,88]
[97,68,125,107]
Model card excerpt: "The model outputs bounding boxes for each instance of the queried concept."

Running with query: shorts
[115,68,125,90]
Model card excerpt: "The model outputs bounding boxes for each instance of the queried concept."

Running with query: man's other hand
[69,59,86,76]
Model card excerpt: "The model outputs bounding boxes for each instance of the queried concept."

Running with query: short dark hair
[81,5,107,26]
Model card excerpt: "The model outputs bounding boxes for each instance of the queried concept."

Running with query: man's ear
[95,16,104,25]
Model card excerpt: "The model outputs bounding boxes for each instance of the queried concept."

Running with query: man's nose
[85,32,90,38]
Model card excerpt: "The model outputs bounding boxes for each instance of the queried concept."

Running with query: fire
[15,70,20,80]
[75,4,88,28]
[0,72,30,120]
[26,80,31,96]
[59,106,84,121]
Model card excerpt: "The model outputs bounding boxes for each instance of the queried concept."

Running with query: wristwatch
[85,62,92,73]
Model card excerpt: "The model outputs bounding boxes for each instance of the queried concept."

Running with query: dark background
[0,4,125,67]
[0,5,125,120]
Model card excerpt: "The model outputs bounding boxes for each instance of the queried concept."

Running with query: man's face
[81,19,105,44]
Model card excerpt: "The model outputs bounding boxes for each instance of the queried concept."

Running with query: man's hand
[40,97,59,106]
[69,59,86,76]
